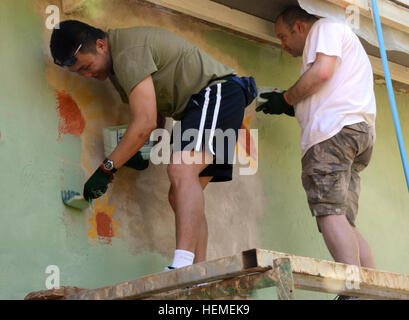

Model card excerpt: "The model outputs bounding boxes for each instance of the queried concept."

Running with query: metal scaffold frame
[25,249,409,300]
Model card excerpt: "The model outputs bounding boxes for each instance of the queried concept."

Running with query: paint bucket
[103,125,154,160]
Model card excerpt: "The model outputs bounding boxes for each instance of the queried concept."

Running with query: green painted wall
[0,0,168,300]
[0,0,408,300]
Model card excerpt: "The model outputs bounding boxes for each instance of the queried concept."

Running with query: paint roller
[62,190,90,210]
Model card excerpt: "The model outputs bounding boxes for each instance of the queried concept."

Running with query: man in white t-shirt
[257,6,376,281]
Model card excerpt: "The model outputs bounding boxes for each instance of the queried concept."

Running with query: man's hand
[124,151,149,170]
[255,91,295,117]
[83,165,114,201]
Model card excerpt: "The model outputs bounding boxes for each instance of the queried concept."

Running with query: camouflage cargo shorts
[301,122,375,228]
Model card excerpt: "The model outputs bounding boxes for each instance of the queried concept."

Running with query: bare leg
[169,175,212,263]
[316,214,360,266]
[194,210,208,263]
[353,227,376,269]
[167,151,213,258]
[193,176,212,263]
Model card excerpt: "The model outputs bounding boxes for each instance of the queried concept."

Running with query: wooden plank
[144,0,279,45]
[65,251,269,300]
[390,0,409,9]
[392,0,409,6]
[369,55,409,86]
[252,249,409,300]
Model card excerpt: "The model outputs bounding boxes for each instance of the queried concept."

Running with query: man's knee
[167,163,189,186]
[167,162,208,187]
[316,214,350,231]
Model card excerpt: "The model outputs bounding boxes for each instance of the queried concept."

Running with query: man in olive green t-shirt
[50,20,256,270]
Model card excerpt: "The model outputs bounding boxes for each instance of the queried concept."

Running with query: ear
[295,20,305,33]
[95,38,107,52]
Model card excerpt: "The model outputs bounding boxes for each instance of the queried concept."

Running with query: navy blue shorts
[172,75,256,182]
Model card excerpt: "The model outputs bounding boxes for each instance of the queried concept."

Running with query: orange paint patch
[88,195,119,245]
[56,90,86,140]
[96,212,114,238]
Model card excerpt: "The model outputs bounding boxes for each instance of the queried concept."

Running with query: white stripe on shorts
[208,83,222,155]
[195,87,211,152]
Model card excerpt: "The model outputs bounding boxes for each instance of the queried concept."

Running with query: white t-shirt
[295,18,376,157]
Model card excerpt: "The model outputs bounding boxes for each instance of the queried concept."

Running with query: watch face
[103,159,114,171]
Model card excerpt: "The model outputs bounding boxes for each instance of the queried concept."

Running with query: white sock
[171,249,195,268]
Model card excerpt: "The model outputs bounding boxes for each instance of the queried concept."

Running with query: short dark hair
[50,20,106,64]
[278,6,318,29]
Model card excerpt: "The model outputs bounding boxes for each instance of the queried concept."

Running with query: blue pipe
[370,0,409,192]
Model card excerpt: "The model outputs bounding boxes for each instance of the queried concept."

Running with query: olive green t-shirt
[107,26,235,120]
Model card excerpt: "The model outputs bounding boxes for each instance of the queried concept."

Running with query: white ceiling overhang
[212,0,409,68]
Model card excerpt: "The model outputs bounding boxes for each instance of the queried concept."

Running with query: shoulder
[108,26,163,39]
[109,26,186,47]
[313,18,350,34]
[108,27,160,57]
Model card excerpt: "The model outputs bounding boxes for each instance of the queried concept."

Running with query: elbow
[147,118,157,133]
[317,69,332,83]
[139,120,156,139]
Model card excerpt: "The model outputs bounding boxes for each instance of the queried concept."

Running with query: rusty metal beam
[148,258,295,300]
[65,251,269,300]
[253,249,409,300]
[146,269,276,300]
[29,249,409,300]
[274,258,295,300]
[24,286,86,300]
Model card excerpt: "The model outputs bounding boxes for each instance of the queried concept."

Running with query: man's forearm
[284,66,328,106]
[284,52,338,106]
[107,120,155,169]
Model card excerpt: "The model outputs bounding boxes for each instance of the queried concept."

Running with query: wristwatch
[102,158,117,173]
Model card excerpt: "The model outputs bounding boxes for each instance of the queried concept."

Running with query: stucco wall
[0,0,408,300]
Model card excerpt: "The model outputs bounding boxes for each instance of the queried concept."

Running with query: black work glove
[83,166,114,201]
[255,91,295,117]
[124,151,149,171]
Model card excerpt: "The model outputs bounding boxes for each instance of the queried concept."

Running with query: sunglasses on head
[54,33,88,67]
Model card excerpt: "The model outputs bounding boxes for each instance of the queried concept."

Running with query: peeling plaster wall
[0,0,408,300]
[38,0,266,260]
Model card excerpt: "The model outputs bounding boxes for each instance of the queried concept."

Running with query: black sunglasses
[54,33,88,67]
